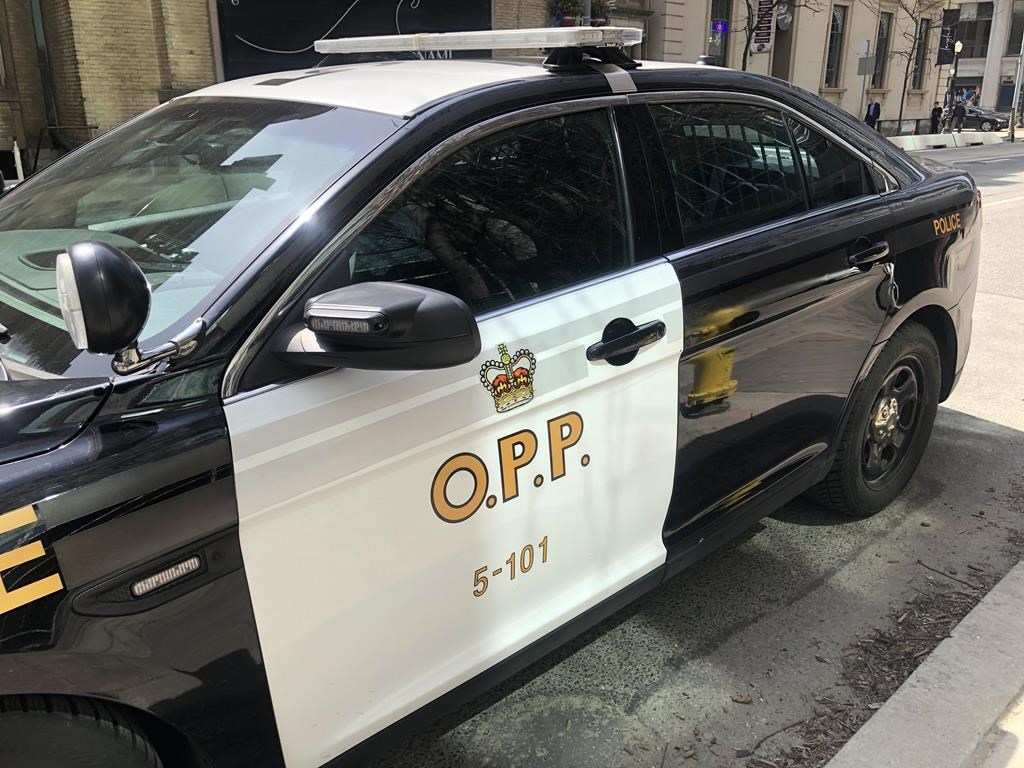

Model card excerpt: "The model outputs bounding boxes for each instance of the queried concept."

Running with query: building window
[959,2,993,58]
[709,0,731,66]
[912,18,932,90]
[1007,0,1024,55]
[872,12,893,88]
[824,5,848,88]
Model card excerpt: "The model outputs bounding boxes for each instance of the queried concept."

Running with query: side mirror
[277,282,481,371]
[56,241,151,355]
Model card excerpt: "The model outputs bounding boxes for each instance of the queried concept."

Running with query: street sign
[857,54,876,76]
[751,0,776,53]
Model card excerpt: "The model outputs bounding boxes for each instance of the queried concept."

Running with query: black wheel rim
[862,358,922,489]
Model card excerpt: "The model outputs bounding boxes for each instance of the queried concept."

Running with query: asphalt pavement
[371,144,1024,768]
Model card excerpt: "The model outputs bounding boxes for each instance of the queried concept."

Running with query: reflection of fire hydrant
[684,307,744,418]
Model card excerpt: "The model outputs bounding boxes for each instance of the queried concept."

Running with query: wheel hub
[873,396,900,437]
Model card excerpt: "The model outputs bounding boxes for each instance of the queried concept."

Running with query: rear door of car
[222,102,684,767]
[634,94,897,546]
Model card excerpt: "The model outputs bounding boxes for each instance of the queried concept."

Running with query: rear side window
[787,119,872,207]
[651,102,806,247]
[339,109,630,315]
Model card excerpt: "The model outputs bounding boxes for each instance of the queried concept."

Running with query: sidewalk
[825,562,1024,768]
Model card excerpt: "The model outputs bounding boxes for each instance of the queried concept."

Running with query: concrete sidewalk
[826,562,1024,768]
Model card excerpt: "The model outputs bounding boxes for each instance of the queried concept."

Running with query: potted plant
[549,0,611,27]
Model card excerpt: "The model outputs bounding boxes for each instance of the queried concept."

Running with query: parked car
[0,27,981,768]
[946,105,1011,131]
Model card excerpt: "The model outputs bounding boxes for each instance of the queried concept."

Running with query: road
[372,145,1024,768]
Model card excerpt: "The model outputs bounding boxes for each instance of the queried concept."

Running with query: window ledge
[866,88,890,95]
[906,89,928,95]
[819,87,847,95]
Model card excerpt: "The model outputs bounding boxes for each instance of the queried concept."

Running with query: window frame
[872,11,894,89]
[223,96,653,398]
[630,91,898,262]
[824,4,850,89]
[911,18,933,91]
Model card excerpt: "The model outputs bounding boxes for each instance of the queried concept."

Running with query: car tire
[0,695,163,768]
[807,322,940,517]
[980,120,993,131]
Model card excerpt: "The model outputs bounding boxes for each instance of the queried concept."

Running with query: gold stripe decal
[0,506,64,615]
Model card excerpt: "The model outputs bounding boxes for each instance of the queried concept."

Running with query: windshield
[0,97,402,377]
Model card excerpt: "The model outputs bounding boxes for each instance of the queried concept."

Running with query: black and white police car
[0,27,980,768]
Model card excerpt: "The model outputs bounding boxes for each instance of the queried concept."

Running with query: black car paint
[0,364,283,767]
[0,64,978,768]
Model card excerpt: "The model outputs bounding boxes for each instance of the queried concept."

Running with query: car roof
[186,58,695,118]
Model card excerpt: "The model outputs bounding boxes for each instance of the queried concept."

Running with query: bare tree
[856,0,945,130]
[733,0,825,72]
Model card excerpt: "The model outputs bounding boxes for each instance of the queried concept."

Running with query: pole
[1011,32,1024,142]
[12,139,24,183]
[583,0,593,26]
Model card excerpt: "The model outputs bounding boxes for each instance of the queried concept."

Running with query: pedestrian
[952,100,967,133]
[930,101,942,134]
[865,97,881,131]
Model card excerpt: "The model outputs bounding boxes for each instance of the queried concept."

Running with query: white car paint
[225,262,684,767]
[187,58,695,118]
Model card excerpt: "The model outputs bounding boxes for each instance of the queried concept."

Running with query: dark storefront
[217,0,494,80]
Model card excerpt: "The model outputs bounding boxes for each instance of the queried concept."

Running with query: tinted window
[652,103,806,247]
[340,109,630,315]
[788,119,871,207]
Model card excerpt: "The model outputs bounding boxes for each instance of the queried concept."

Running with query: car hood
[0,377,110,464]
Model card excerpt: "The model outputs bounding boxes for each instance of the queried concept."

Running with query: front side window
[788,119,871,207]
[872,12,893,89]
[338,109,630,315]
[912,18,933,90]
[0,98,402,376]
[824,5,849,88]
[652,103,806,247]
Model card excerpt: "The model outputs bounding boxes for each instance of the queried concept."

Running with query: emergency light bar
[314,27,644,56]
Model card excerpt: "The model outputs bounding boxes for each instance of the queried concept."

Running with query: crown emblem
[480,344,536,413]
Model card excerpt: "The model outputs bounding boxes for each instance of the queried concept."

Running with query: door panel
[643,100,892,539]
[223,263,683,767]
[664,202,892,536]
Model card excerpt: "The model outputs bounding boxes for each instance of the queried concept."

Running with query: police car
[0,26,980,768]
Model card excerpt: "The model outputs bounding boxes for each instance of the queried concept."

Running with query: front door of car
[642,99,894,540]
[223,107,684,768]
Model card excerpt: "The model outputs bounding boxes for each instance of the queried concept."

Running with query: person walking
[931,102,943,134]
[952,101,967,133]
[865,97,881,131]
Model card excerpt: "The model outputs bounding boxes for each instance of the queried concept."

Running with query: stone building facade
[0,0,1014,176]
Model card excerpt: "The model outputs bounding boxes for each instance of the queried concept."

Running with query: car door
[639,97,894,543]
[222,106,684,768]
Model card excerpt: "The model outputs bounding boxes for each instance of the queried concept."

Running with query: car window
[651,102,807,248]
[338,109,630,315]
[787,118,872,207]
[0,98,402,377]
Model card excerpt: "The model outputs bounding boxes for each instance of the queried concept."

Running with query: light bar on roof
[314,27,644,55]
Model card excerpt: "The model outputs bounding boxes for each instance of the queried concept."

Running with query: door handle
[848,240,891,268]
[587,319,667,365]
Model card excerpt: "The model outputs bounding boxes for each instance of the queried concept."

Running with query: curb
[825,561,1024,768]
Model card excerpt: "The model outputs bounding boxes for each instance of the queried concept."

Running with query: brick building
[0,0,988,178]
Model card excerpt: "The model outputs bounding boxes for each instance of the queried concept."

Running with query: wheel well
[0,693,207,768]
[903,305,957,401]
